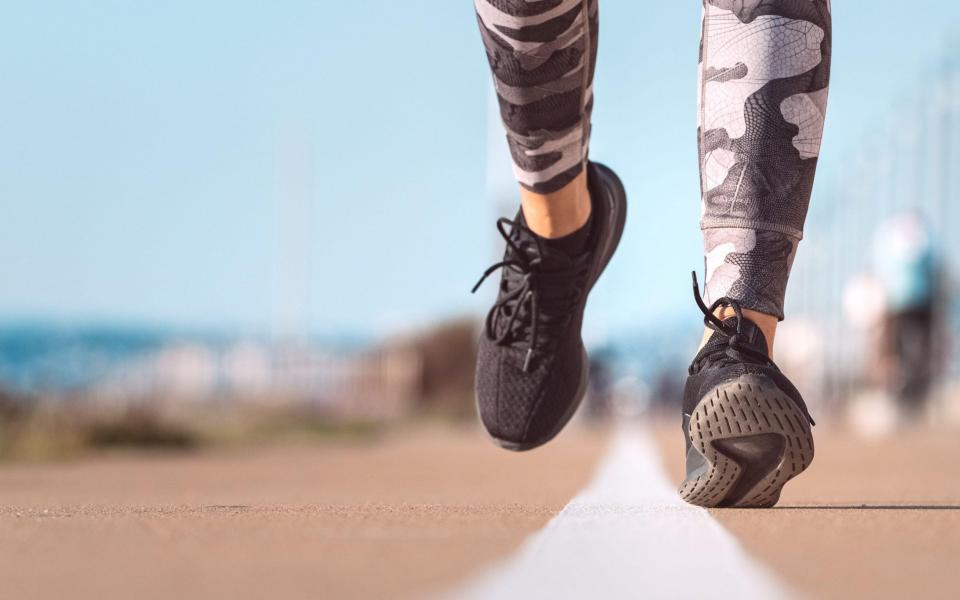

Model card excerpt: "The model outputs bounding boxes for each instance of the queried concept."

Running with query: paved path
[457,427,787,599]
[2,422,959,599]
[0,427,607,600]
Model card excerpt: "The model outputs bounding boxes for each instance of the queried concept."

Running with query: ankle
[698,308,778,356]
[520,170,591,238]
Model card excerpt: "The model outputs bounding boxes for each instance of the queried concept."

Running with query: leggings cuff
[701,219,803,241]
[702,228,801,322]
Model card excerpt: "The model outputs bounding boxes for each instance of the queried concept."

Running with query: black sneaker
[472,162,627,451]
[679,272,815,508]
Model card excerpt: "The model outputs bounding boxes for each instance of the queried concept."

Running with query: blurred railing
[785,49,960,411]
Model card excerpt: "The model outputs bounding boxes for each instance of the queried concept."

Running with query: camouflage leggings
[475,0,832,319]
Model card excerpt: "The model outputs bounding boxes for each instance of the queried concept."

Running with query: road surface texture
[652,424,960,599]
[1,420,958,599]
[0,426,607,600]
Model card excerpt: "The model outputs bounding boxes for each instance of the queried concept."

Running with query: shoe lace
[472,218,591,372]
[690,271,815,426]
[689,270,778,374]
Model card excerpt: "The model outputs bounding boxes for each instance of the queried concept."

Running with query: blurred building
[0,319,479,422]
[91,340,421,420]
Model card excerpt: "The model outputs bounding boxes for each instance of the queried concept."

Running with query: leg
[680,1,831,507]
[472,0,628,450]
[474,0,598,238]
[698,0,832,354]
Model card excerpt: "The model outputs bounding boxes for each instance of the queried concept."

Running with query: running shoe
[679,273,815,507]
[472,162,627,451]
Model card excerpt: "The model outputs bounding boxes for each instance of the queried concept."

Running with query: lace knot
[472,218,590,364]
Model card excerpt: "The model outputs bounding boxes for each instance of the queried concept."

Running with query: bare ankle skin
[698,307,778,356]
[519,170,591,239]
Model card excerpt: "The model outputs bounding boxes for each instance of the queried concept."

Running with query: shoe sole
[487,161,627,452]
[678,374,814,508]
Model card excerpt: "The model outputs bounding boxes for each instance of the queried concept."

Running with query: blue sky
[1,2,958,338]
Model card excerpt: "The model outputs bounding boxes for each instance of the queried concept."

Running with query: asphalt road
[1,420,958,599]
[0,426,606,600]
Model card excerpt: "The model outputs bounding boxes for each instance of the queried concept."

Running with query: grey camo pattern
[475,0,598,194]
[474,1,831,318]
[699,0,832,319]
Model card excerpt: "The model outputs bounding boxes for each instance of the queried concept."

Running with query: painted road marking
[453,427,790,599]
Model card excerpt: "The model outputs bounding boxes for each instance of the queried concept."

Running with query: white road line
[453,426,791,600]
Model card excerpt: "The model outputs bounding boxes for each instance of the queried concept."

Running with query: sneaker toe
[475,337,586,451]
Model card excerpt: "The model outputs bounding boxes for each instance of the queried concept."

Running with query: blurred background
[4,1,960,459]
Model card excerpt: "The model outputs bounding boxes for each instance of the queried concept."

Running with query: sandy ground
[2,420,959,599]
[0,425,607,600]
